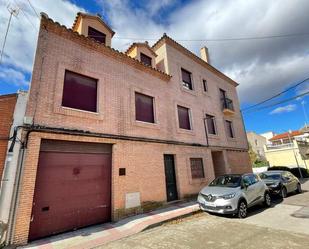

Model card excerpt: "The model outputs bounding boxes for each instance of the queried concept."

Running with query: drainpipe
[0,126,24,245]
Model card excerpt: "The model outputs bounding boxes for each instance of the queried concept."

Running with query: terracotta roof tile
[269,130,303,141]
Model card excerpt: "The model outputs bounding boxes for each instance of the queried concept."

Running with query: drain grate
[291,207,309,218]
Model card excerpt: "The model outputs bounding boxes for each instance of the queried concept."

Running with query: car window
[249,174,258,184]
[242,175,251,186]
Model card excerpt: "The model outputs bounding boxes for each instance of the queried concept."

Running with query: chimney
[200,46,210,64]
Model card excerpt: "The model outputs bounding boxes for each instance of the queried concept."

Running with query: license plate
[204,202,216,207]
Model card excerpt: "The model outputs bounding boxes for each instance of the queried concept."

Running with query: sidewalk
[19,201,199,249]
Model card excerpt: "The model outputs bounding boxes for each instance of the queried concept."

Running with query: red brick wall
[0,94,17,179]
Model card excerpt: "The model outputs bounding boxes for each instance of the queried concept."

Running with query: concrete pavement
[99,179,309,249]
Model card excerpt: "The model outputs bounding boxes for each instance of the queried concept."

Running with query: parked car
[267,166,309,179]
[197,173,271,218]
[260,170,302,198]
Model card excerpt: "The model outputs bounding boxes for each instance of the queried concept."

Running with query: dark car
[259,171,302,198]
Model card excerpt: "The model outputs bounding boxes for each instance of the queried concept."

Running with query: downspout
[0,126,24,245]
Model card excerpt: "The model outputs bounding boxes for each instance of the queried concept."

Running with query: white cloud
[97,0,309,104]
[1,0,309,106]
[0,0,84,72]
[0,67,28,86]
[269,104,297,115]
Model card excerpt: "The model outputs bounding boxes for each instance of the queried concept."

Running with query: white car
[197,173,271,218]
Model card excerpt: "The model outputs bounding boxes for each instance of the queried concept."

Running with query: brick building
[10,12,251,245]
[0,94,17,180]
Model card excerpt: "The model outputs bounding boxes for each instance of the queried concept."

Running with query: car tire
[264,192,271,207]
[280,187,287,198]
[237,200,247,218]
[296,183,302,194]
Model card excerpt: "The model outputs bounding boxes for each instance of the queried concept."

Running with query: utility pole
[301,100,309,129]
[0,4,19,65]
[287,131,303,178]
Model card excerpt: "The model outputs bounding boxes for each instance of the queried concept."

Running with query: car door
[287,172,298,192]
[282,172,294,193]
[242,175,255,205]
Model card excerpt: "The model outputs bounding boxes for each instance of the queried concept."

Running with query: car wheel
[296,183,302,194]
[237,200,247,218]
[264,192,271,207]
[280,187,287,198]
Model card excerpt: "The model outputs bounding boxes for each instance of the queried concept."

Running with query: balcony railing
[221,97,234,115]
[266,143,294,150]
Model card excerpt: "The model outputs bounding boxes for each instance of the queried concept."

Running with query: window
[62,70,97,112]
[225,120,234,138]
[203,79,208,92]
[135,92,155,123]
[88,26,106,44]
[181,68,193,90]
[248,174,258,184]
[177,105,191,130]
[140,53,152,66]
[190,158,205,179]
[205,114,216,135]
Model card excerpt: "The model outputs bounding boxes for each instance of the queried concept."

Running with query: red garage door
[29,140,112,241]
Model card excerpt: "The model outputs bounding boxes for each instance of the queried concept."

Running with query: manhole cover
[291,207,309,218]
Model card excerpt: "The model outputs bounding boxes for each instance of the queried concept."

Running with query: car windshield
[209,175,241,188]
[260,173,281,180]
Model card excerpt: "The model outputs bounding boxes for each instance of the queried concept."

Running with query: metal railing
[265,143,295,150]
[221,97,234,111]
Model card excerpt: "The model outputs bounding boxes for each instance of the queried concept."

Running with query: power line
[243,90,309,115]
[26,0,39,19]
[241,77,309,112]
[18,6,38,32]
[0,4,19,65]
[113,32,309,42]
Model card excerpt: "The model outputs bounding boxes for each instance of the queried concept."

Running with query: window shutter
[177,105,191,130]
[62,70,97,112]
[140,53,152,66]
[206,114,216,135]
[135,93,155,123]
[88,27,106,44]
[190,158,205,179]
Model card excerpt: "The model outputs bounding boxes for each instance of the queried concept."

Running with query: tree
[248,143,258,166]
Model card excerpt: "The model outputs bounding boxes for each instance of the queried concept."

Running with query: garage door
[29,140,112,241]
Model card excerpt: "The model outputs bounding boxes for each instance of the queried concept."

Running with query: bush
[268,166,309,178]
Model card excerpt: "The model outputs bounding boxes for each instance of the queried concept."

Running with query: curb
[142,209,202,232]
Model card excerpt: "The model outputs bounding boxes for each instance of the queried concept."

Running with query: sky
[0,0,308,134]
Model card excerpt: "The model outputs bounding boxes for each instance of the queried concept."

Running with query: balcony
[221,97,235,115]
[265,143,295,151]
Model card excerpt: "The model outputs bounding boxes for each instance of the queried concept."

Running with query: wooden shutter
[62,70,97,112]
[206,114,216,135]
[88,27,106,44]
[190,158,205,179]
[135,92,154,123]
[140,53,152,66]
[177,105,191,130]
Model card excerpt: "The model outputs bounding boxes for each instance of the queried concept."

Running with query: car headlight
[269,183,279,188]
[220,193,236,200]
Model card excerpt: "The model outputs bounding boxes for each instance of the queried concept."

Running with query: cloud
[1,0,309,106]
[0,67,29,86]
[97,0,309,104]
[269,104,297,114]
[0,0,84,72]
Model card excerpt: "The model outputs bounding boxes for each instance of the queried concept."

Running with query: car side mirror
[242,182,249,189]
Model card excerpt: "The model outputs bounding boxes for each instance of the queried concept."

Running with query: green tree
[248,143,258,166]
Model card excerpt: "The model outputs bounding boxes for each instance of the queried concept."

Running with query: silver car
[197,173,271,218]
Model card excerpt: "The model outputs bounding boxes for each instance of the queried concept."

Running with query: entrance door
[164,155,178,202]
[29,140,112,241]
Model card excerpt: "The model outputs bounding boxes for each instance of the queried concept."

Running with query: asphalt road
[99,179,309,249]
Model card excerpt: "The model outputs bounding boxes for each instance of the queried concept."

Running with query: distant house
[264,130,309,168]
[246,131,267,160]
